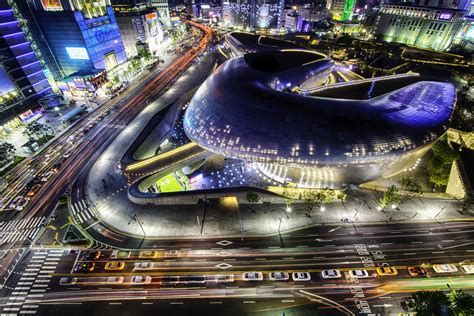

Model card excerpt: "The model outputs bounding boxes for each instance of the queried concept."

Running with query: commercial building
[111,0,165,57]
[0,0,52,126]
[184,34,456,187]
[15,0,127,81]
[150,0,171,27]
[222,0,284,30]
[372,4,466,50]
[326,0,355,21]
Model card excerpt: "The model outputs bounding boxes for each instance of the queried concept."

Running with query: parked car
[408,266,428,277]
[134,261,155,271]
[268,272,289,281]
[110,250,131,259]
[82,250,101,261]
[209,274,234,283]
[349,270,369,279]
[376,267,398,276]
[131,276,152,285]
[242,272,263,281]
[292,272,311,281]
[59,277,77,285]
[26,184,41,197]
[460,264,474,274]
[159,276,179,285]
[321,269,341,279]
[74,262,95,273]
[104,261,125,271]
[183,275,206,284]
[433,264,458,273]
[139,250,158,259]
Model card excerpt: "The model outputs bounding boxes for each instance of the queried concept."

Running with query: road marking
[109,302,122,305]
[283,257,294,260]
[433,251,445,254]
[379,296,392,299]
[268,246,280,249]
[209,301,222,304]
[281,299,295,303]
[170,302,183,305]
[297,245,308,248]
[442,240,454,242]
[411,241,423,244]
[403,253,416,255]
[255,258,266,261]
[243,301,255,304]
[381,243,393,245]
[142,302,153,305]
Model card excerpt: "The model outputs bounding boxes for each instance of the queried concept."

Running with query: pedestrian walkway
[70,200,96,224]
[0,217,46,244]
[2,249,63,315]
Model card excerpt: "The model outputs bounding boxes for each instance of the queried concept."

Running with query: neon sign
[66,47,89,60]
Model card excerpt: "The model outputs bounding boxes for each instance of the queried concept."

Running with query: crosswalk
[2,249,64,315]
[70,199,96,224]
[0,216,46,244]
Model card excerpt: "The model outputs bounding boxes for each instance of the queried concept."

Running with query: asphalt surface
[2,220,474,315]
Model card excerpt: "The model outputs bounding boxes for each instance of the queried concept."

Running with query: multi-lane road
[2,220,474,315]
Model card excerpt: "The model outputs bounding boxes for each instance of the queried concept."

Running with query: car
[82,250,101,260]
[160,276,179,285]
[110,250,131,259]
[106,276,124,285]
[59,277,77,285]
[292,272,311,281]
[63,151,72,159]
[9,196,29,211]
[26,184,41,197]
[139,250,158,259]
[268,272,289,281]
[104,261,125,271]
[242,272,263,281]
[134,261,155,271]
[74,262,95,273]
[349,270,369,279]
[40,170,55,182]
[183,275,206,284]
[460,264,474,274]
[321,269,342,279]
[209,274,234,283]
[408,266,428,277]
[131,276,152,285]
[164,250,180,257]
[432,264,458,273]
[376,267,398,276]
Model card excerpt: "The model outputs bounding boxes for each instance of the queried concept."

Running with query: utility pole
[278,216,282,235]
[128,214,146,247]
[240,216,244,241]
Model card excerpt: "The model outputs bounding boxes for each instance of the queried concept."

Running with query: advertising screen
[439,12,452,20]
[66,47,90,60]
[41,0,63,11]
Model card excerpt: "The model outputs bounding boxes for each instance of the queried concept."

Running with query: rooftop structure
[184,48,456,187]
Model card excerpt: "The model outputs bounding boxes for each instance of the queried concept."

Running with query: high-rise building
[15,0,127,81]
[326,0,355,21]
[0,0,52,126]
[150,0,171,27]
[373,4,466,50]
[111,0,165,57]
[222,0,284,29]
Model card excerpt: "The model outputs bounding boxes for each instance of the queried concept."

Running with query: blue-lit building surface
[17,0,126,81]
[184,49,456,187]
[0,1,52,125]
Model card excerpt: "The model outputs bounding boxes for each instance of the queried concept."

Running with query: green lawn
[156,172,186,193]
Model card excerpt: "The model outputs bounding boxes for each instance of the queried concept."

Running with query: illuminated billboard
[41,0,63,11]
[66,47,90,60]
[439,12,452,20]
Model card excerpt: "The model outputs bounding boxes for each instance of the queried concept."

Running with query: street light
[320,206,326,212]
[286,206,292,213]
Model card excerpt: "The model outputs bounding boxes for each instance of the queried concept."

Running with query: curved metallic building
[183,50,456,187]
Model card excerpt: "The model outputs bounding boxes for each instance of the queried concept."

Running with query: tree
[23,121,48,139]
[282,188,297,211]
[0,142,15,165]
[245,192,260,203]
[379,185,402,209]
[303,188,336,211]
[448,290,474,316]
[406,291,449,316]
[398,177,422,194]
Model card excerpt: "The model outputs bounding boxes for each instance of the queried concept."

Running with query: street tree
[0,142,15,166]
[379,185,402,209]
[448,290,474,316]
[406,291,449,316]
[303,188,336,211]
[427,136,459,188]
[245,192,260,203]
[282,188,297,211]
